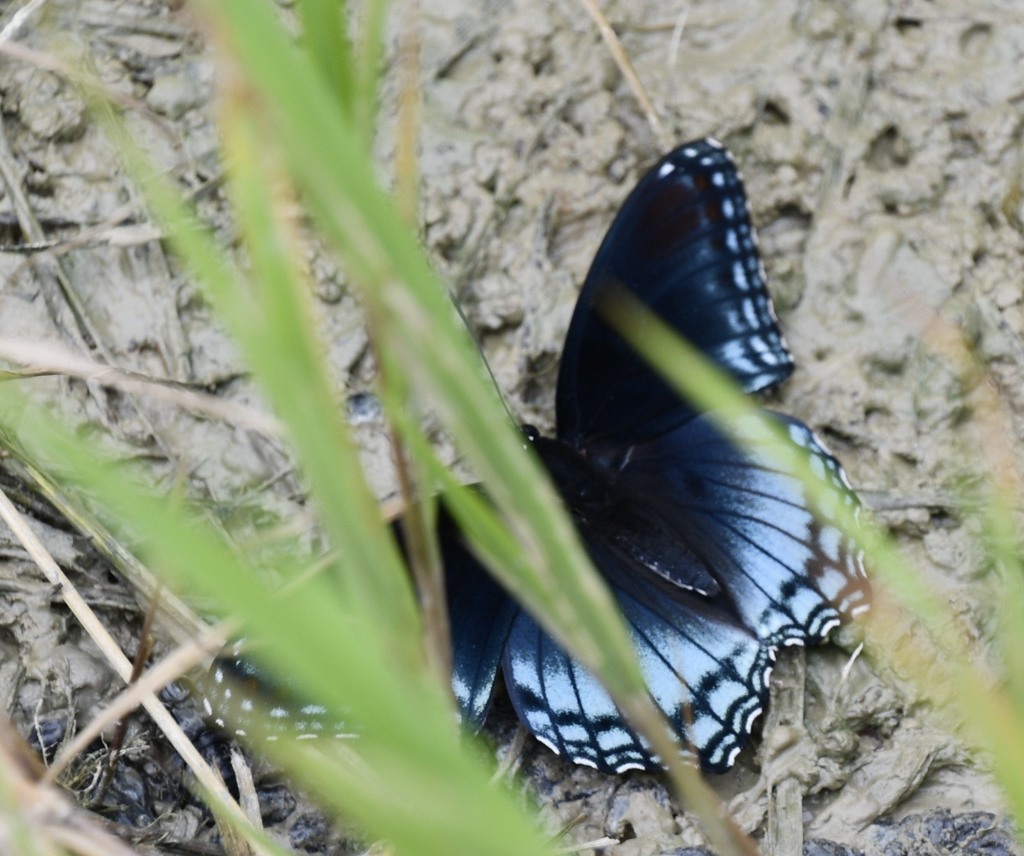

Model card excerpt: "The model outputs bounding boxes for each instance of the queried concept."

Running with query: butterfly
[205,138,870,774]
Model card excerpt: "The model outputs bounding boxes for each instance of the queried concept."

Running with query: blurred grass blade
[199,0,658,728]
[215,69,425,656]
[354,0,391,140]
[92,62,561,851]
[297,0,357,118]
[90,5,655,848]
[993,501,1024,713]
[94,64,424,667]
[606,291,1024,828]
[374,341,453,687]
[0,389,555,856]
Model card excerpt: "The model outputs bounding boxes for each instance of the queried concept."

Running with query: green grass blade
[608,292,1024,829]
[353,0,391,141]
[216,85,424,651]
[0,389,554,856]
[96,77,424,661]
[203,0,654,714]
[297,0,357,117]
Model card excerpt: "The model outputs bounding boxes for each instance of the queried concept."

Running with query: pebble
[146,72,201,118]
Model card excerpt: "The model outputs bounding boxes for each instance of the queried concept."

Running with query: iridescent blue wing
[503,413,869,772]
[391,509,518,726]
[556,138,793,449]
[617,413,871,645]
[502,547,773,773]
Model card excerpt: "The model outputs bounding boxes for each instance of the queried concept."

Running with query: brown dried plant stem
[578,0,670,150]
[0,485,256,841]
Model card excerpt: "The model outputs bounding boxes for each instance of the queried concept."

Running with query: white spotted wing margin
[501,410,869,774]
[556,138,794,450]
[502,562,773,774]
[204,643,349,742]
[618,412,871,646]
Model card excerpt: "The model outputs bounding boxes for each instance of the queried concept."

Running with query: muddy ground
[0,0,1023,853]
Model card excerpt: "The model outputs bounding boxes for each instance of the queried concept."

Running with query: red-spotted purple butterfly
[205,138,870,773]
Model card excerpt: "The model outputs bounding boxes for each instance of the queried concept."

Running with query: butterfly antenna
[450,294,520,427]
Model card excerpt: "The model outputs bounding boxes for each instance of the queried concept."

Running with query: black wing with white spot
[203,644,339,740]
[556,138,793,450]
[441,514,519,728]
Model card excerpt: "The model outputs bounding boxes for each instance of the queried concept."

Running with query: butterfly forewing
[556,139,794,449]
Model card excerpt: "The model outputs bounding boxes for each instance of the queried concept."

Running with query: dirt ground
[0,0,1023,854]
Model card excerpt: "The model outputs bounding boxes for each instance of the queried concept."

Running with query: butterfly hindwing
[204,645,337,739]
[442,516,519,728]
[393,507,517,729]
[502,543,773,773]
[617,413,871,646]
[503,610,652,773]
[556,139,794,449]
[206,512,516,741]
[505,410,869,771]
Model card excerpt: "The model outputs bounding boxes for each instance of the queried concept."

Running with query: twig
[840,642,864,685]
[0,0,48,43]
[0,715,143,856]
[94,589,162,803]
[231,743,263,853]
[0,39,180,153]
[0,337,282,436]
[0,109,189,482]
[666,5,690,74]
[0,38,230,512]
[0,113,103,358]
[0,484,257,838]
[0,425,204,647]
[764,649,806,856]
[554,838,619,854]
[0,203,160,256]
[42,620,234,785]
[489,725,527,785]
[578,0,670,150]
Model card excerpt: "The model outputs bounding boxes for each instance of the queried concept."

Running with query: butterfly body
[531,434,719,600]
[205,138,870,774]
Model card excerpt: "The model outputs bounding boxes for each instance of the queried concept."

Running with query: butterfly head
[521,424,541,446]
